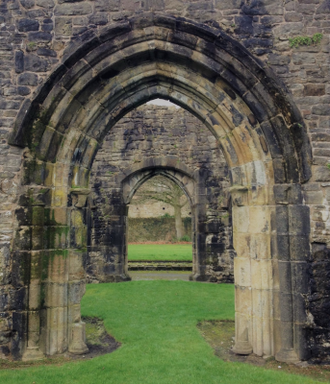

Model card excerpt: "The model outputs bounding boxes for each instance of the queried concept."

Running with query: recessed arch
[11,13,313,363]
[120,163,198,279]
[121,160,196,206]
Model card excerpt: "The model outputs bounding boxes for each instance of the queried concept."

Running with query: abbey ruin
[0,0,330,365]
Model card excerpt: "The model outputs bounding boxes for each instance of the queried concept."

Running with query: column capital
[70,188,91,208]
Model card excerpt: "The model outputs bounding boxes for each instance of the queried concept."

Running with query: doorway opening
[87,102,232,284]
[127,174,193,277]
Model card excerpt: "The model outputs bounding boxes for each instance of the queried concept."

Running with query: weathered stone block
[37,48,57,57]
[17,19,39,32]
[235,285,252,313]
[273,184,303,205]
[143,0,165,11]
[312,104,330,115]
[303,190,324,204]
[17,86,31,96]
[18,72,38,86]
[20,0,35,8]
[288,205,310,236]
[285,12,303,22]
[290,235,311,261]
[215,0,243,10]
[314,166,330,182]
[55,2,92,15]
[36,0,54,7]
[273,22,304,39]
[304,84,325,96]
[316,0,330,14]
[89,12,108,26]
[24,54,51,72]
[14,51,24,74]
[234,257,251,287]
[28,32,52,43]
[55,17,72,36]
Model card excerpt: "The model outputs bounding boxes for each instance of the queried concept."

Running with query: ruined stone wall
[0,0,329,361]
[1,0,329,256]
[127,217,192,242]
[128,200,191,218]
[88,104,233,283]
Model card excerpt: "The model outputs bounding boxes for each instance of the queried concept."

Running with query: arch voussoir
[8,13,314,363]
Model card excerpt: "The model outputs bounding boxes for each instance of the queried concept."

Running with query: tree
[131,175,188,239]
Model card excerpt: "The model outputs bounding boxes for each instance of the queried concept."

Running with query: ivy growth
[289,33,323,48]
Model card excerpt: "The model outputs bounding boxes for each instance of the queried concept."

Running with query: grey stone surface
[0,0,329,364]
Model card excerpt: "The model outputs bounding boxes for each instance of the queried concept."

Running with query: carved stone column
[231,185,253,355]
[68,188,89,355]
[22,188,49,361]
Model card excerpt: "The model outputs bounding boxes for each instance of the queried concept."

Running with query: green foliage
[327,163,330,170]
[128,244,192,261]
[27,42,37,51]
[161,212,173,218]
[289,33,323,48]
[183,217,192,226]
[180,235,191,242]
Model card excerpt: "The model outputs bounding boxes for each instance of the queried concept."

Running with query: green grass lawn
[0,281,320,383]
[128,244,192,261]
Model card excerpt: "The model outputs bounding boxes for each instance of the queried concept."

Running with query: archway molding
[10,14,312,363]
[88,157,218,283]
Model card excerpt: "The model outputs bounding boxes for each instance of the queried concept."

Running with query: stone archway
[122,165,197,278]
[87,157,222,283]
[87,158,199,283]
[9,14,312,362]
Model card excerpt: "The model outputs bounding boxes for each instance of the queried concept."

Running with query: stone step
[128,260,193,271]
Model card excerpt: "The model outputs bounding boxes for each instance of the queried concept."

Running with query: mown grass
[0,281,321,384]
[128,244,192,261]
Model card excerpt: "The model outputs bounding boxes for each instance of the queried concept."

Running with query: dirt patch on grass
[0,317,120,370]
[198,320,330,382]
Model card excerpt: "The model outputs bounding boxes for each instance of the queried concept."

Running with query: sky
[146,98,180,108]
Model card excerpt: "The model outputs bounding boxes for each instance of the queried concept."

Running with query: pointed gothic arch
[10,14,312,363]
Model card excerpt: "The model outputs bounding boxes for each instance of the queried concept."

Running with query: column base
[275,348,300,363]
[22,347,45,361]
[232,341,253,355]
[189,273,209,282]
[68,323,89,355]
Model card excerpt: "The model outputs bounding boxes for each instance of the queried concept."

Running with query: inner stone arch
[8,14,313,363]
[87,103,232,285]
[124,169,196,274]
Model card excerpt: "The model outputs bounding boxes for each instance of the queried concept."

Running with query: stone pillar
[231,186,253,355]
[123,204,129,278]
[68,188,89,355]
[275,203,299,362]
[89,189,131,283]
[249,204,274,357]
[22,188,49,361]
[191,169,209,281]
[273,184,309,363]
[190,206,197,277]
